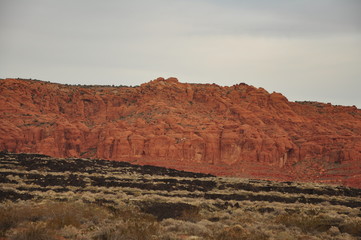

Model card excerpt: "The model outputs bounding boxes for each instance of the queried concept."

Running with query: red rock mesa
[1,77,360,187]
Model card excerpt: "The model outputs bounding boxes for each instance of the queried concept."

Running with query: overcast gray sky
[1,0,360,107]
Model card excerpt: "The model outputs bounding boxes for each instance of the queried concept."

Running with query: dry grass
[275,212,337,233]
[46,201,109,229]
[5,201,106,226]
[208,224,269,240]
[339,219,361,237]
[1,153,361,240]
[9,222,56,240]
[92,218,159,240]
[177,207,202,222]
[1,198,360,240]
[0,200,161,240]
[0,201,110,239]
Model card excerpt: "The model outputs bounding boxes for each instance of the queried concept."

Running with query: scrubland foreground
[0,152,361,240]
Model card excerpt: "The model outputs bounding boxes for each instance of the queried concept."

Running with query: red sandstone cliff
[1,77,360,187]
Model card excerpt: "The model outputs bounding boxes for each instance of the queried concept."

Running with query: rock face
[1,77,361,187]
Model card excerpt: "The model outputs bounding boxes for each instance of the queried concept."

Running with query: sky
[1,0,360,107]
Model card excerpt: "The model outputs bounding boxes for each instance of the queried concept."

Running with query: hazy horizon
[1,0,360,107]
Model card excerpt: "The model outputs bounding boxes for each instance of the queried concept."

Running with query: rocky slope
[0,77,361,187]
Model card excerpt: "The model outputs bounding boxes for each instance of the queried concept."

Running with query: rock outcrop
[1,77,361,187]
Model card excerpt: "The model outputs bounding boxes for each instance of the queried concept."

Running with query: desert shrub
[0,200,110,238]
[46,203,83,229]
[58,225,81,239]
[275,212,337,233]
[208,224,268,240]
[46,201,109,229]
[178,207,202,222]
[0,203,18,236]
[339,219,361,236]
[0,201,47,236]
[90,203,160,240]
[9,222,56,240]
[92,217,159,240]
[234,211,256,225]
[272,231,297,240]
[139,201,199,221]
[161,218,210,237]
